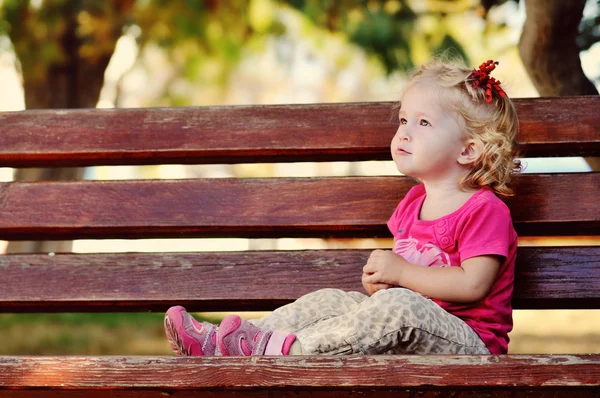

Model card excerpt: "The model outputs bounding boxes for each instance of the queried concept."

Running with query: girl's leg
[216,287,489,356]
[295,288,490,355]
[216,288,369,356]
[164,289,366,357]
[249,288,368,333]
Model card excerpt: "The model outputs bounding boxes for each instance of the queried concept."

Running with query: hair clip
[469,60,506,103]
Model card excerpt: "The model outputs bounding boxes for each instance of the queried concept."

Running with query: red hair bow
[469,60,506,103]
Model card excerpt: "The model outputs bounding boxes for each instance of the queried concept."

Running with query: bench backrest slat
[0,173,597,240]
[1,246,598,312]
[0,97,598,167]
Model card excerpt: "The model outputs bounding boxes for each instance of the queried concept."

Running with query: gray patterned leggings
[250,288,489,355]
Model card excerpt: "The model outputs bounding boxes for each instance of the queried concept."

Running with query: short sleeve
[458,200,514,262]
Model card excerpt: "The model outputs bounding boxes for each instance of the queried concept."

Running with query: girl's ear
[457,139,482,165]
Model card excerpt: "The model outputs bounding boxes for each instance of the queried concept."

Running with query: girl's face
[391,83,467,183]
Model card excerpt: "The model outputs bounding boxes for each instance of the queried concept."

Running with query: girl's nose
[398,130,411,142]
[395,127,411,142]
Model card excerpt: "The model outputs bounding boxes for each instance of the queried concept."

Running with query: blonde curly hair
[402,58,522,197]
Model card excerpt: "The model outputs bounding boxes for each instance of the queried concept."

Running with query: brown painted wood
[0,355,599,396]
[3,392,595,398]
[4,392,594,398]
[0,173,597,240]
[0,246,598,312]
[0,97,597,167]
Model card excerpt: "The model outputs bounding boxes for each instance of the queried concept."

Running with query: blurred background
[0,0,598,355]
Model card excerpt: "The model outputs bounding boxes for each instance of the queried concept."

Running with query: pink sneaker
[217,314,296,356]
[164,306,220,356]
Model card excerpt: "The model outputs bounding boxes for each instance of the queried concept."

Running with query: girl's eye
[419,119,431,127]
[399,118,407,124]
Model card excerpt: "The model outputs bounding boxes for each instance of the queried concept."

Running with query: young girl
[164,58,521,356]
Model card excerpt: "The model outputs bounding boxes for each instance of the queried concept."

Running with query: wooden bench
[0,96,599,396]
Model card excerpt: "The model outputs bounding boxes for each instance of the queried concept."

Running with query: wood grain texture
[0,97,597,167]
[0,355,599,396]
[0,246,598,312]
[0,173,597,240]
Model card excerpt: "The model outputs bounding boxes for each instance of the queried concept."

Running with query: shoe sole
[217,314,242,356]
[164,305,203,356]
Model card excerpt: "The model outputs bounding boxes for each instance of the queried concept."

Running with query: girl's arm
[362,249,501,303]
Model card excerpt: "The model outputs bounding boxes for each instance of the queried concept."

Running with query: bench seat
[3,355,600,396]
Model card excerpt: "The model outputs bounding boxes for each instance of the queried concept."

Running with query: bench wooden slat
[0,173,597,240]
[0,97,597,167]
[1,355,599,395]
[1,246,597,312]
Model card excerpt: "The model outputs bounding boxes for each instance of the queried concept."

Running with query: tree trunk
[519,0,598,96]
[518,0,599,172]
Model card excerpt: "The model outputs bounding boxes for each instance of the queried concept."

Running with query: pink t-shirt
[387,184,517,354]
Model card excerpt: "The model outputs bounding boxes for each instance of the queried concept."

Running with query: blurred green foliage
[0,0,486,106]
[0,0,597,105]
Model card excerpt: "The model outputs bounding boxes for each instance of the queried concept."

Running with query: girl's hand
[361,272,392,296]
[362,249,405,286]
